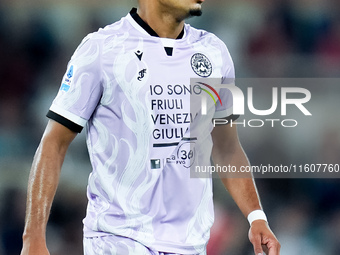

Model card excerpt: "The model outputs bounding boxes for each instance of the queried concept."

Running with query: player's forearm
[22,138,66,240]
[212,143,262,217]
[223,176,262,218]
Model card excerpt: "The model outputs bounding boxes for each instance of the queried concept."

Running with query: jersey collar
[129,8,184,39]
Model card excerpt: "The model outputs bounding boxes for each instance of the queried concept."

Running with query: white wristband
[247,210,268,226]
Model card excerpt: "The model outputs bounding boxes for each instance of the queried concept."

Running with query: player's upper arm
[41,120,77,153]
[211,124,240,157]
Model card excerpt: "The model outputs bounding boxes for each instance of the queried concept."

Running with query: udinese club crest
[191,53,212,77]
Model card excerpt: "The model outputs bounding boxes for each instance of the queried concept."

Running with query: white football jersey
[47,8,235,254]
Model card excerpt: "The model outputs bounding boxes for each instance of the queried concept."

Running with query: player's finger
[250,235,264,255]
[262,244,268,254]
[267,238,281,255]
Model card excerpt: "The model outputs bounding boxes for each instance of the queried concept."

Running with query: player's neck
[137,6,185,39]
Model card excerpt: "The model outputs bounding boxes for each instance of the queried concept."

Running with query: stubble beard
[189,9,202,17]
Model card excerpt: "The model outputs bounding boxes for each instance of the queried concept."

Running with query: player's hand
[20,239,50,255]
[248,220,280,255]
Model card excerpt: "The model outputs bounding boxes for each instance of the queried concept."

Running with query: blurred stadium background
[1,0,340,254]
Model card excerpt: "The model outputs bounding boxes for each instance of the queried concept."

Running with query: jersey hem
[213,107,233,119]
[46,110,83,133]
[49,104,87,127]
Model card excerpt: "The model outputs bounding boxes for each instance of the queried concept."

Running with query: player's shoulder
[96,15,131,37]
[77,15,132,50]
[185,24,227,49]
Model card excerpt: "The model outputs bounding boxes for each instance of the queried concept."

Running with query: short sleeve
[47,34,103,132]
[213,41,238,121]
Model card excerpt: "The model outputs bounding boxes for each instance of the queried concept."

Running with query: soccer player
[21,0,280,254]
